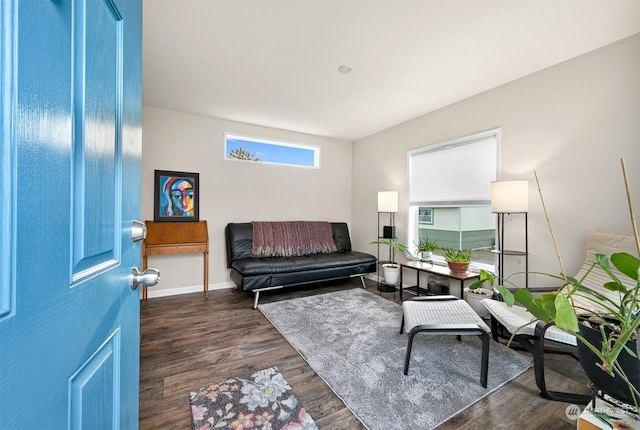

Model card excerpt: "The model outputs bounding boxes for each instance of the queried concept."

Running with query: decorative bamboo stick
[534,171,569,283]
[620,158,640,256]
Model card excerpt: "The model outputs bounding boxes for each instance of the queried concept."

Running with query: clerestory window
[225,133,320,168]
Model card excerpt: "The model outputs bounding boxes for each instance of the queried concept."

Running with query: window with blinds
[407,129,499,267]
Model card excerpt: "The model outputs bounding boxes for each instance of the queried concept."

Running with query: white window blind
[409,131,498,205]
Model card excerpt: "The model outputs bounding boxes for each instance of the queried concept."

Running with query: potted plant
[472,251,640,408]
[470,160,640,411]
[464,280,493,318]
[442,247,472,273]
[414,237,438,261]
[371,239,409,285]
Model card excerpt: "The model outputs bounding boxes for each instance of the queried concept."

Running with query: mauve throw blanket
[251,221,338,257]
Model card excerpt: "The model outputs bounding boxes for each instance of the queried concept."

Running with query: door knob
[130,267,160,290]
[130,220,147,243]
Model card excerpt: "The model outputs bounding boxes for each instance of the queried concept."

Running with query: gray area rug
[259,288,533,430]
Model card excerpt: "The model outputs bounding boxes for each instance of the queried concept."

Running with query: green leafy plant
[414,237,438,252]
[471,252,640,407]
[470,160,640,411]
[442,247,472,263]
[371,239,409,265]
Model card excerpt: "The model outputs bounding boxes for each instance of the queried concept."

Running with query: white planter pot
[382,264,400,285]
[464,287,493,318]
[419,251,433,261]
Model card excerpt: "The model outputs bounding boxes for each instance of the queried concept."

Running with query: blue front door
[0,0,142,428]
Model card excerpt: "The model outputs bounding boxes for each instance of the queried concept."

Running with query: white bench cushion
[481,231,638,347]
[403,298,490,333]
[567,230,637,314]
[481,299,577,346]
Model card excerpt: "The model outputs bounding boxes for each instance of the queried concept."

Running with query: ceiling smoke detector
[338,65,353,74]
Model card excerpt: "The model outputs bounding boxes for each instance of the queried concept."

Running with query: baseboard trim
[365,273,378,282]
[142,281,236,300]
[142,275,388,300]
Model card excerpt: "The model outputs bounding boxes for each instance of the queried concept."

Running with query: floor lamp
[377,191,398,292]
[491,180,529,289]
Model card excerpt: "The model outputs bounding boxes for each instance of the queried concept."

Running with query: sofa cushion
[226,222,254,266]
[231,251,375,276]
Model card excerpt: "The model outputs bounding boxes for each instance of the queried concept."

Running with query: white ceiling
[142,0,640,141]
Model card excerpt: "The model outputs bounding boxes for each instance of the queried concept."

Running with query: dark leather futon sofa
[225,222,377,308]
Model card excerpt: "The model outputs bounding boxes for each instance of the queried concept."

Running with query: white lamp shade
[378,191,398,212]
[491,180,528,213]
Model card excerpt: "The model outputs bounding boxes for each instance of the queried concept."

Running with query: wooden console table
[399,260,480,300]
[142,221,209,305]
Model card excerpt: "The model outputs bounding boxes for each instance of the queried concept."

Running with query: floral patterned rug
[189,367,318,430]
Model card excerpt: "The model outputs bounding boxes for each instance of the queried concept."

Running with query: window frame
[406,129,500,271]
[418,208,434,225]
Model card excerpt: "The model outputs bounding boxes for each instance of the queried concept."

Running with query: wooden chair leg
[404,331,416,375]
[532,322,591,404]
[480,331,490,388]
[490,316,500,342]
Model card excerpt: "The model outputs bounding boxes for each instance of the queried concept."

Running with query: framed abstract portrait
[153,170,199,222]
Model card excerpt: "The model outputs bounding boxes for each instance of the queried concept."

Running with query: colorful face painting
[153,170,199,222]
[162,176,194,216]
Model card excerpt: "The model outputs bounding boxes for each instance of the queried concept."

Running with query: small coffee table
[399,260,480,300]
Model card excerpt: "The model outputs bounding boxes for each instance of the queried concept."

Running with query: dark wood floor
[140,278,591,429]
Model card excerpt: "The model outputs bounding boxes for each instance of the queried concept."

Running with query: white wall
[352,34,640,287]
[141,107,352,297]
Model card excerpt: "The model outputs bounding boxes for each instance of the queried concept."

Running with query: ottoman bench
[400,295,492,387]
